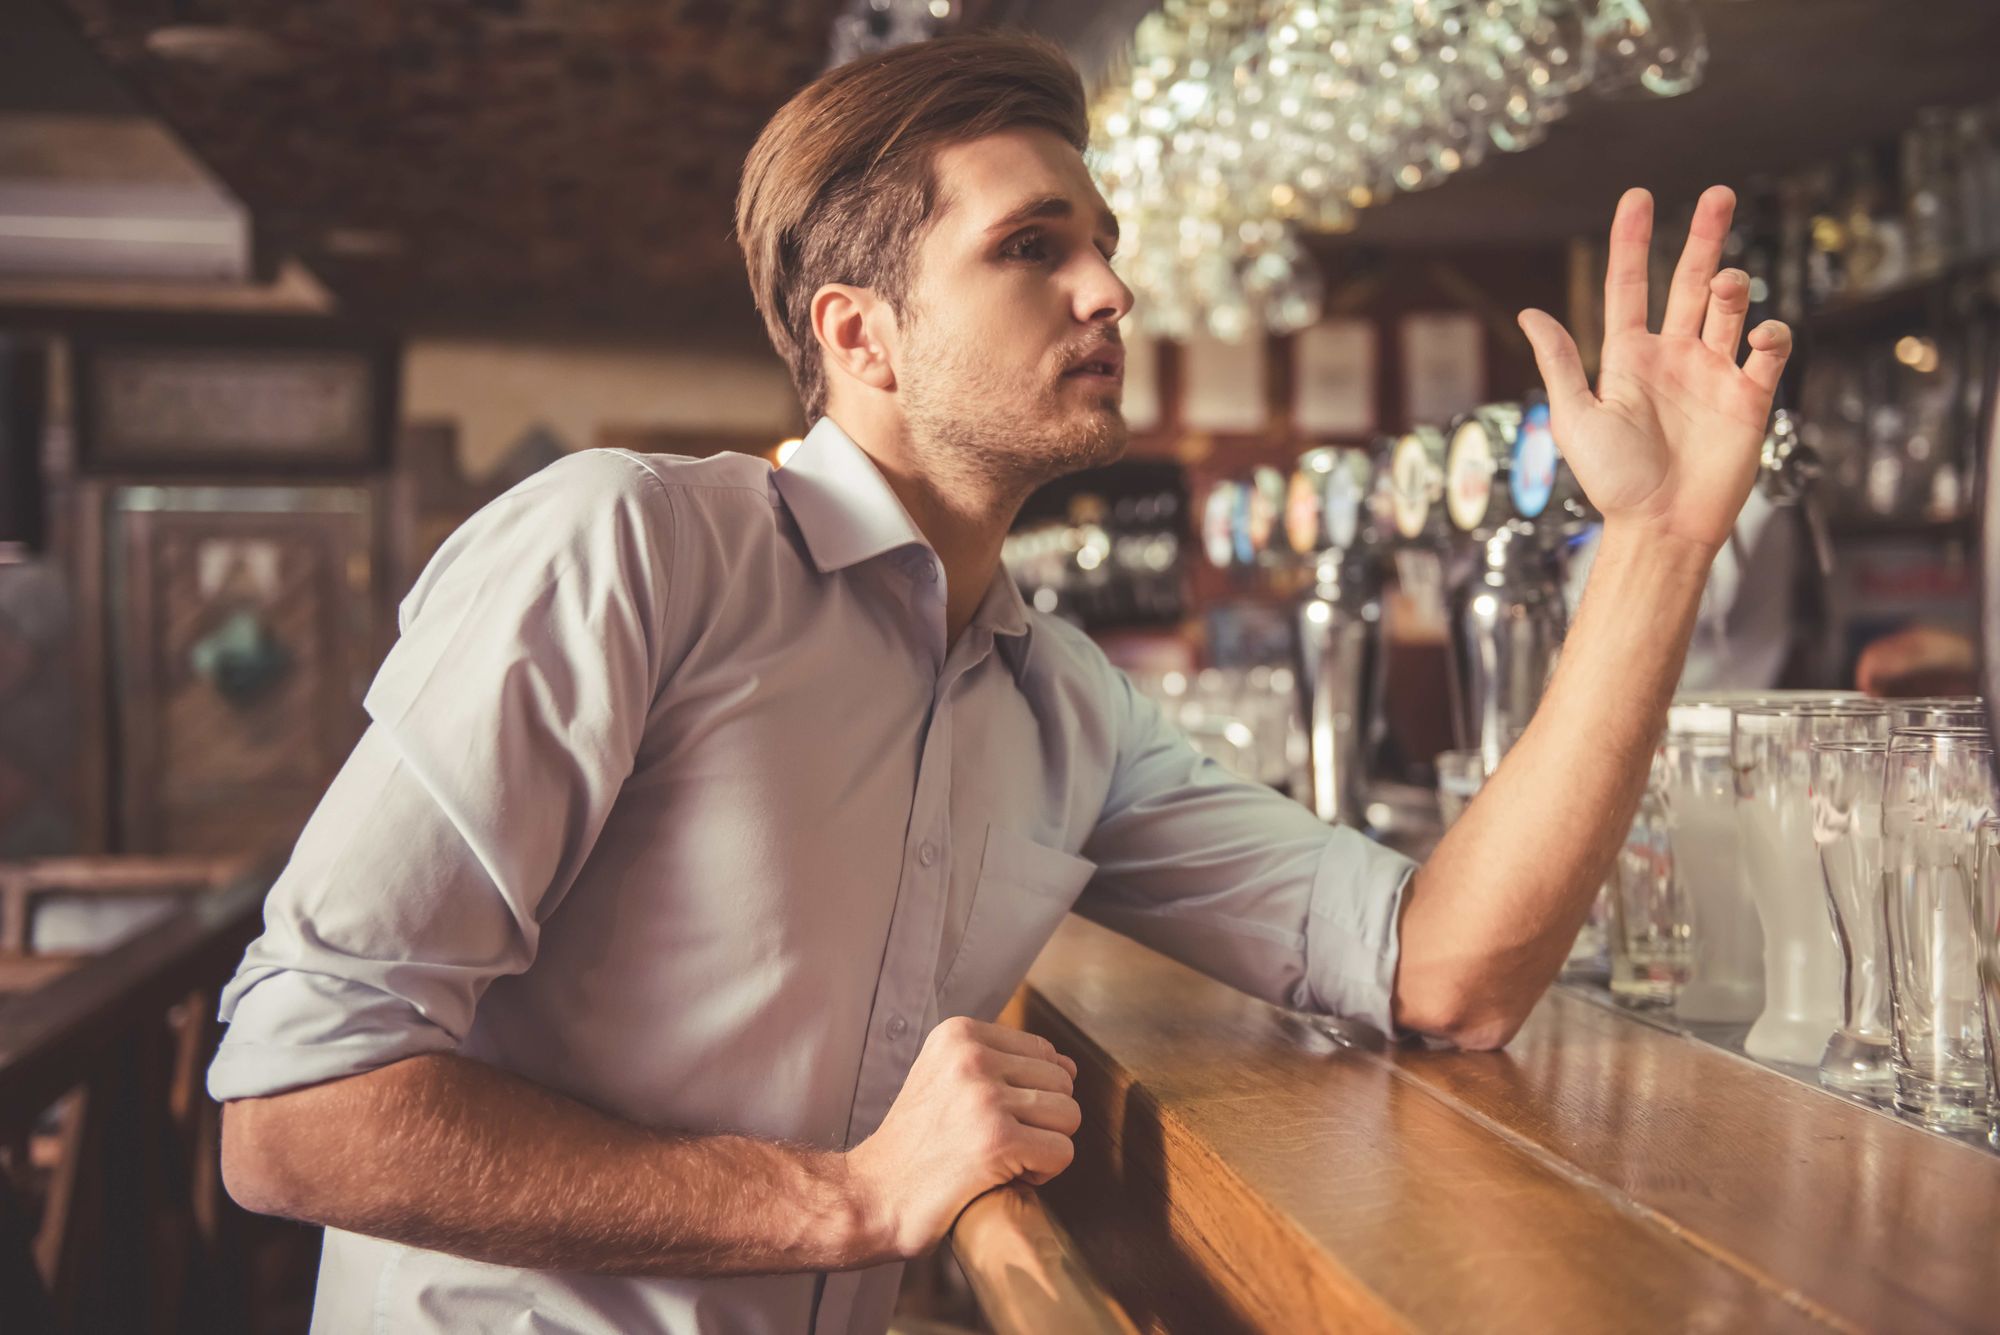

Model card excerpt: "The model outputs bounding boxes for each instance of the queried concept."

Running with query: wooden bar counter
[1004,916,2000,1335]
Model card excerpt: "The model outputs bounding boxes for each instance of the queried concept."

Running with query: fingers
[1013,1126,1077,1186]
[1517,309,1595,419]
[993,1051,1075,1095]
[1701,268,1751,358]
[1661,185,1736,337]
[943,1016,1078,1078]
[1004,1086,1083,1136]
[1741,319,1794,395]
[1602,187,1655,336]
[1854,625,1975,695]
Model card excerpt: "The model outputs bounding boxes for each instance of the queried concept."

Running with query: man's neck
[822,405,1030,648]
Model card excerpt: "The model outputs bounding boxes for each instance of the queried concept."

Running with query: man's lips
[1062,350,1125,381]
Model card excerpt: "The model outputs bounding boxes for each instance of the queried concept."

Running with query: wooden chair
[0,855,276,1334]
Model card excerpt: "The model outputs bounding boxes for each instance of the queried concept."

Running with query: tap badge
[1390,432,1435,540]
[1284,467,1323,555]
[1247,467,1285,556]
[1445,419,1497,533]
[1511,401,1558,521]
[1201,481,1239,568]
[1323,452,1366,551]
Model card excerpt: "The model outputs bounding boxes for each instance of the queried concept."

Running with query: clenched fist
[846,1016,1081,1259]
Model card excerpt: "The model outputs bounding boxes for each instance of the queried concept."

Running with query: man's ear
[811,284,898,395]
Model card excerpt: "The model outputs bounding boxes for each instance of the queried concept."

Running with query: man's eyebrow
[983,195,1120,247]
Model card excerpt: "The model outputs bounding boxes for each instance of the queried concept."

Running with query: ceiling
[32,0,856,344]
[1331,0,2000,249]
[13,0,2000,343]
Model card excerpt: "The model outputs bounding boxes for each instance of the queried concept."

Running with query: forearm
[221,1052,887,1276]
[1395,523,1711,1046]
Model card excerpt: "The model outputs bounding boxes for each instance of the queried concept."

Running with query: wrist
[834,1145,902,1265]
[1594,518,1716,590]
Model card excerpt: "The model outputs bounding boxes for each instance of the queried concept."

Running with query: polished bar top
[1007,915,2000,1335]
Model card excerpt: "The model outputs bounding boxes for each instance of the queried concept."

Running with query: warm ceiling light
[321,228,407,260]
[143,25,292,76]
[1895,335,1939,372]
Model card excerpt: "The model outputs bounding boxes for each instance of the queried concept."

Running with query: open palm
[1518,186,1793,554]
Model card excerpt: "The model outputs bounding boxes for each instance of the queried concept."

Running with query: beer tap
[1441,399,1575,775]
[1750,406,1834,579]
[1292,447,1388,830]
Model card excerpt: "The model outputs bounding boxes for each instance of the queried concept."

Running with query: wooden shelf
[1802,257,2000,337]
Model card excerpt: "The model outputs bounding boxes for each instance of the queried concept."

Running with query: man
[212,32,1791,1335]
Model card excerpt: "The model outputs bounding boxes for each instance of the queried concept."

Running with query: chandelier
[827,0,962,68]
[1091,0,1710,342]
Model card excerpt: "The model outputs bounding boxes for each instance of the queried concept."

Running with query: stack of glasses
[1604,690,1859,1021]
[1815,701,1999,1136]
[1586,693,2000,1144]
[1128,666,1310,797]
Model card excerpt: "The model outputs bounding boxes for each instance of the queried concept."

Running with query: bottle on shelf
[1804,164,1848,307]
[1841,146,1907,297]
[1901,109,1957,280]
[1955,104,2000,258]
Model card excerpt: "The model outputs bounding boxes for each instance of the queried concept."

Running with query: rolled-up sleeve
[208,449,678,1102]
[1075,665,1414,1036]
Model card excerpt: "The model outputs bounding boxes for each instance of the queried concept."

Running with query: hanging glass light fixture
[1092,0,1708,341]
[827,0,962,68]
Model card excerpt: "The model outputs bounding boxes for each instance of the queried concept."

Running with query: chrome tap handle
[1800,493,1836,581]
[1756,408,1834,579]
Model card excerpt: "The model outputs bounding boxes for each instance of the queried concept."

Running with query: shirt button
[886,1015,908,1040]
[918,842,938,867]
[922,561,938,582]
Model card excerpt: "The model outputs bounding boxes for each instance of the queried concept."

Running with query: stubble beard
[899,327,1129,500]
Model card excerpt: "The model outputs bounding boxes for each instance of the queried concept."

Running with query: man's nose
[1076,254,1134,326]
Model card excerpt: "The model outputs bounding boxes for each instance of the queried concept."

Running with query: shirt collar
[974,565,1034,680]
[773,415,1035,679]
[973,563,1030,638]
[770,417,928,575]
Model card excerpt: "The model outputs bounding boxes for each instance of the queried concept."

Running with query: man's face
[893,127,1135,490]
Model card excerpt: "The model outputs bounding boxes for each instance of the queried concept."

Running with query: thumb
[1517,309,1595,422]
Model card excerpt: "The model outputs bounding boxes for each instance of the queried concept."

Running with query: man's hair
[735,33,1089,418]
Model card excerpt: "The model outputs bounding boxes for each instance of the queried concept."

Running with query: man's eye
[1002,231,1050,262]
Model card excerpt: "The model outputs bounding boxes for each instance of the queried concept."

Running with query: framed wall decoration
[73,316,399,475]
[1293,317,1377,437]
[1181,331,1267,434]
[1398,311,1485,427]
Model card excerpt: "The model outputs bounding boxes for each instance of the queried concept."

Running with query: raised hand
[1516,186,1793,556]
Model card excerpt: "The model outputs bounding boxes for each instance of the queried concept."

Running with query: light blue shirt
[209,416,1414,1335]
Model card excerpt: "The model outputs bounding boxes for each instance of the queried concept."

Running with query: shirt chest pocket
[937,825,1097,1022]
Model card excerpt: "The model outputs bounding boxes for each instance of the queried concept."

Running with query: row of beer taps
[1202,398,1826,837]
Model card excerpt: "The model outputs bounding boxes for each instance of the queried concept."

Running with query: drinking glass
[1975,817,2000,1147]
[1809,738,1893,1095]
[1889,698,1985,732]
[1882,728,1996,1132]
[1662,702,1763,1022]
[1732,704,1890,1065]
[1435,749,1487,828]
[1609,784,1688,1008]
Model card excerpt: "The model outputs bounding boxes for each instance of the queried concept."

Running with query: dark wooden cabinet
[103,484,378,855]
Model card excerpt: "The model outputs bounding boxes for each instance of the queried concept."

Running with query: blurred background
[0,0,1997,1330]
